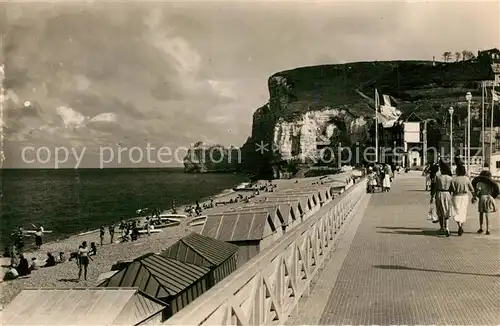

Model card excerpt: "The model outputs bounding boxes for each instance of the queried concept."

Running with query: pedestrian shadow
[377,226,424,230]
[377,229,437,236]
[58,278,79,283]
[373,264,500,277]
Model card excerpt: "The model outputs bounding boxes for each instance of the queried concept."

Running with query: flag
[379,93,402,128]
[493,89,500,102]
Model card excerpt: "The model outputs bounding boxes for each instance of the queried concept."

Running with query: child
[366,167,377,193]
[471,170,499,235]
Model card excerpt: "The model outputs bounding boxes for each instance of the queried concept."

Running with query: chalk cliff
[183,141,241,173]
[184,55,496,175]
[241,58,495,177]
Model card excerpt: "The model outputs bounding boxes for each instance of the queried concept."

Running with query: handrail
[163,177,366,325]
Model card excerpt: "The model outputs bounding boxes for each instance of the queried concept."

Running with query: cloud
[56,106,87,128]
[90,112,117,123]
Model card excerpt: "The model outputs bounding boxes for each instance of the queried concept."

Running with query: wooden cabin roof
[263,197,308,214]
[201,212,276,242]
[282,187,332,203]
[230,204,287,226]
[1,288,166,326]
[100,254,210,299]
[229,202,300,225]
[264,194,314,210]
[160,232,238,267]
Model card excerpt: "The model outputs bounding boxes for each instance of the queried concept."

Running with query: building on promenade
[159,232,238,288]
[488,151,500,175]
[201,211,283,266]
[99,253,211,319]
[1,287,167,325]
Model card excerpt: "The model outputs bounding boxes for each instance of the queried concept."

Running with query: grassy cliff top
[269,59,494,121]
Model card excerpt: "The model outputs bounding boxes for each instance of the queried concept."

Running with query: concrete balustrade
[163,177,367,326]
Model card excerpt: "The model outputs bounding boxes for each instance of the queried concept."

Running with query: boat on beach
[158,214,188,222]
[232,182,255,192]
[187,215,208,227]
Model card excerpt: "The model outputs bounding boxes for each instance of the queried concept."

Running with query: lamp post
[465,92,472,174]
[449,107,454,166]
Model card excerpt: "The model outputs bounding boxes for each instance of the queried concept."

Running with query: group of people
[366,163,397,193]
[426,160,499,236]
[4,251,66,281]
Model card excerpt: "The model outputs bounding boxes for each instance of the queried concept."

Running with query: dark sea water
[0,168,247,249]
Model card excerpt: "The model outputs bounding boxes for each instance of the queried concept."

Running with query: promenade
[288,172,500,325]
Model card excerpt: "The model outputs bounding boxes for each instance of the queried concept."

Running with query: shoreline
[3,180,249,253]
[0,172,354,308]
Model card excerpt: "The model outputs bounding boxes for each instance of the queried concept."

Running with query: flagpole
[481,81,485,168]
[376,90,379,162]
[490,85,495,172]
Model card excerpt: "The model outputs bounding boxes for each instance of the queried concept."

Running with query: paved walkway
[289,172,500,325]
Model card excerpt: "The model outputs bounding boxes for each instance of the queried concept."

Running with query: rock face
[241,59,495,177]
[273,110,368,162]
[183,141,241,173]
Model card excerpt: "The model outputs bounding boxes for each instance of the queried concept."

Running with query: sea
[0,168,248,249]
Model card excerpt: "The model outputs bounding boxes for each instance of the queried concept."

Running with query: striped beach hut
[99,254,211,319]
[159,232,238,287]
[1,287,167,325]
[201,211,283,266]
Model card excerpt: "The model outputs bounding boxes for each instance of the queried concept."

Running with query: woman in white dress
[451,164,474,236]
[382,164,392,192]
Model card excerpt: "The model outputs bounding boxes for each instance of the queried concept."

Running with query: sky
[1,0,498,168]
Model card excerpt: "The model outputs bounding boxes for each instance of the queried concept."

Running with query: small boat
[24,230,53,234]
[187,215,207,227]
[138,229,162,234]
[159,214,188,221]
[232,182,255,192]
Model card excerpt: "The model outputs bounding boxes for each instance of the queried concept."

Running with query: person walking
[451,164,474,236]
[431,160,454,237]
[471,170,499,235]
[383,164,393,191]
[108,223,115,244]
[78,241,92,281]
[34,227,43,250]
[99,225,105,246]
[428,162,439,192]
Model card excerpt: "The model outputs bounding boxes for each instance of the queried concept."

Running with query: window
[496,161,500,169]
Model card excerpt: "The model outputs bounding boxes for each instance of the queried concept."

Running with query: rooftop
[159,232,238,267]
[99,254,211,298]
[1,287,166,326]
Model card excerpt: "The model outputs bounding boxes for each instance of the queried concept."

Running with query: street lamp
[465,92,472,174]
[448,107,454,166]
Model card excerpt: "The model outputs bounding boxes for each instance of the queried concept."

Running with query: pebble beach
[0,173,353,308]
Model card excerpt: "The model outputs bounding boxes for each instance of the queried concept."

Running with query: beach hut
[201,211,283,266]
[1,287,167,325]
[231,204,289,230]
[229,202,301,231]
[283,190,320,207]
[263,197,308,219]
[99,254,211,319]
[283,186,333,206]
[264,194,317,216]
[159,232,238,287]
